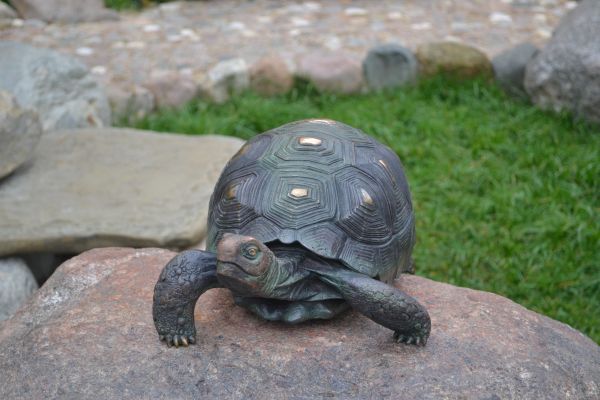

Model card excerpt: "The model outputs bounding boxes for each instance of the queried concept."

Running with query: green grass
[129,77,600,343]
[104,0,140,10]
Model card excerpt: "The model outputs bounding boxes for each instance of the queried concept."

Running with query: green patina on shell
[206,119,415,283]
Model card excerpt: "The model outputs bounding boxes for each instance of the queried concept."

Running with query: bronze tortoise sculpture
[153,119,431,347]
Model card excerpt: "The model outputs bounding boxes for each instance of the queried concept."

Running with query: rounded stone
[297,51,364,94]
[363,43,418,90]
[0,257,38,321]
[415,41,493,79]
[143,71,197,109]
[492,42,538,100]
[249,56,294,96]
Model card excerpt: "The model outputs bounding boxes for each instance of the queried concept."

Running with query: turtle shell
[206,119,415,283]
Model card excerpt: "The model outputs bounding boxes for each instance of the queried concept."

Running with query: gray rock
[10,0,118,23]
[143,71,197,109]
[0,247,598,399]
[297,51,364,94]
[0,91,42,179]
[0,41,111,131]
[107,83,155,123]
[525,0,600,124]
[0,128,244,258]
[0,258,37,321]
[493,43,538,100]
[202,58,249,104]
[0,2,17,20]
[363,44,418,90]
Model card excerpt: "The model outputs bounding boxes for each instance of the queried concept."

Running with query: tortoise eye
[242,244,260,260]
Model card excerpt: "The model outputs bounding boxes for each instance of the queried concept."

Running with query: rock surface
[0,247,597,399]
[416,41,493,79]
[10,0,118,23]
[0,128,244,258]
[0,41,111,131]
[250,56,294,96]
[297,51,364,94]
[525,0,600,124]
[107,83,155,124]
[143,70,197,109]
[0,90,42,179]
[0,257,38,321]
[363,43,418,90]
[493,42,538,100]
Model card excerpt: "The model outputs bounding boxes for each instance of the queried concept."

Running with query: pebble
[75,47,94,56]
[303,2,321,12]
[345,7,368,17]
[490,12,513,24]
[291,17,311,27]
[143,24,161,33]
[411,22,432,30]
[564,1,577,10]
[91,65,107,75]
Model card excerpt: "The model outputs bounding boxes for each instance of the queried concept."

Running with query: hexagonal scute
[260,130,347,174]
[335,166,394,244]
[262,170,337,230]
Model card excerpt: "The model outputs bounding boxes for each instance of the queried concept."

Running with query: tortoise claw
[394,331,428,346]
[159,332,196,348]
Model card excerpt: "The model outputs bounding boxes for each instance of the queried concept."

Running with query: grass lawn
[129,77,600,343]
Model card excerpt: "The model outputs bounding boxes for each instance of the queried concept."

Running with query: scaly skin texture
[152,250,222,347]
[154,235,430,347]
[218,234,431,346]
[304,258,431,345]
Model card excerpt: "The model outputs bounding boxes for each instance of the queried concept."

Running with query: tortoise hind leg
[234,297,349,324]
[305,263,431,345]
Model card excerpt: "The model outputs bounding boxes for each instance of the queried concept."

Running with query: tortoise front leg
[152,250,223,348]
[305,262,431,345]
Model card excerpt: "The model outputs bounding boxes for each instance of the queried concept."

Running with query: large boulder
[9,0,118,23]
[0,90,42,179]
[0,128,243,258]
[0,41,111,131]
[0,248,597,399]
[525,0,600,125]
[0,257,37,321]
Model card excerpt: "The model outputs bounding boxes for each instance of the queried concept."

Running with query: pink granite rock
[297,51,364,94]
[0,248,597,399]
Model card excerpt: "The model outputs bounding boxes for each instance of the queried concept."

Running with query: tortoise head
[216,233,275,295]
